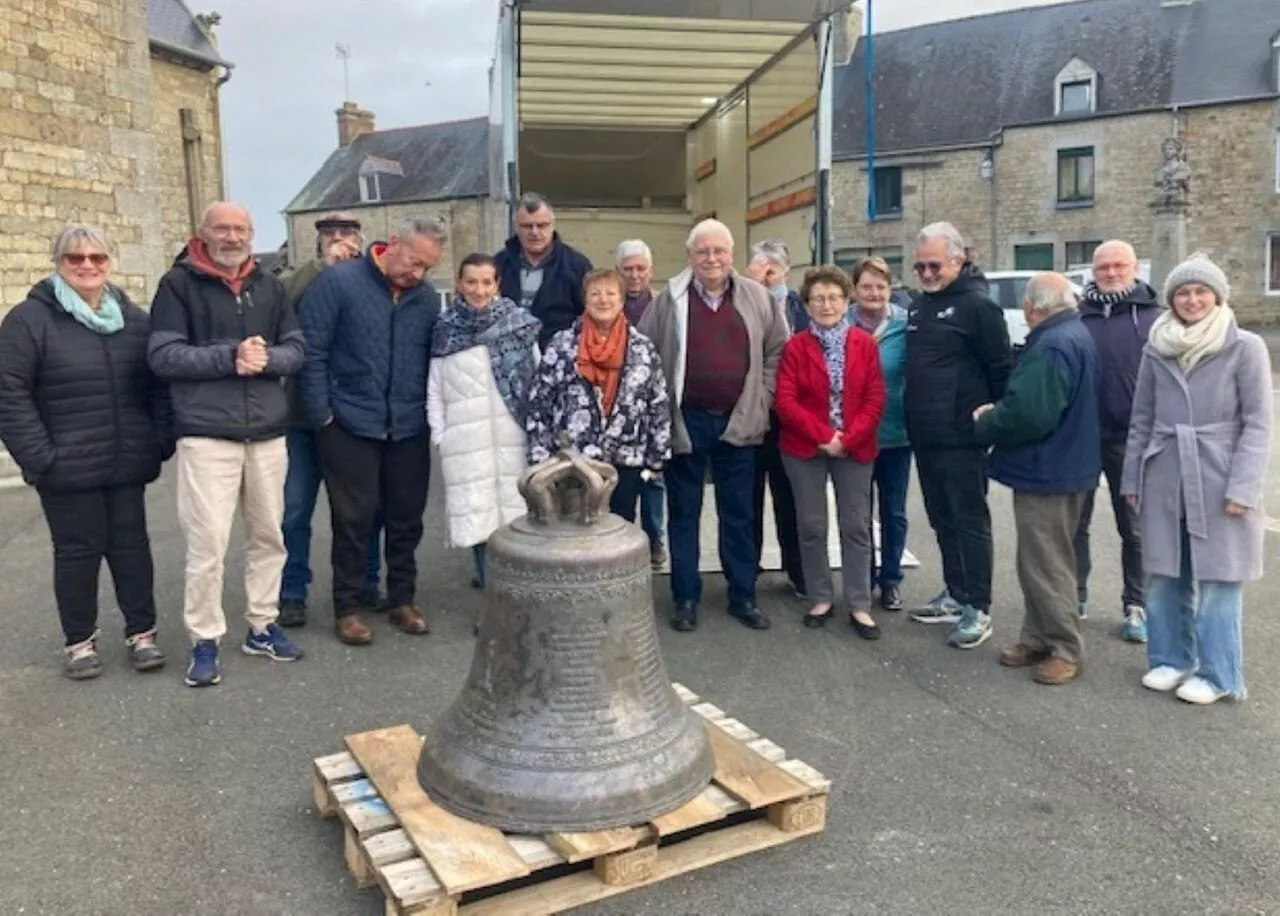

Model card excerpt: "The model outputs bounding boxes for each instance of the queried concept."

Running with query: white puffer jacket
[427,345,529,548]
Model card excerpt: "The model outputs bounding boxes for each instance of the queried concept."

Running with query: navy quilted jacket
[297,252,440,442]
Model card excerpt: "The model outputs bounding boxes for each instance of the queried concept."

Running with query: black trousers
[319,424,431,617]
[915,447,993,612]
[1074,438,1146,608]
[609,466,644,523]
[38,484,157,646]
[752,415,805,591]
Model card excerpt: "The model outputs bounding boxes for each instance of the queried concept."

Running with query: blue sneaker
[909,589,962,624]
[185,640,221,687]
[243,623,305,662]
[947,606,993,649]
[1121,605,1148,644]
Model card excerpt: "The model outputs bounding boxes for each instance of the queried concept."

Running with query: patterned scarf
[431,296,541,423]
[50,274,124,335]
[577,316,628,417]
[810,318,850,429]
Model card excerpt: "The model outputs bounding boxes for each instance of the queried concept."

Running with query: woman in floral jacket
[525,268,671,520]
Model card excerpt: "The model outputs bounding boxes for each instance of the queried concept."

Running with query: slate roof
[286,116,491,214]
[147,0,227,67]
[834,0,1280,159]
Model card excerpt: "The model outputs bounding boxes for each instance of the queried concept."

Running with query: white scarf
[1147,304,1233,374]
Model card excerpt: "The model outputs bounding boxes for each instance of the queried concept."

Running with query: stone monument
[1150,137,1192,294]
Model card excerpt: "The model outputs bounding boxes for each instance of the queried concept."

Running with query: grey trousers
[1014,491,1087,663]
[781,453,874,609]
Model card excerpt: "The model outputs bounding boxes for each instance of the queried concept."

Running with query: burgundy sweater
[683,284,749,414]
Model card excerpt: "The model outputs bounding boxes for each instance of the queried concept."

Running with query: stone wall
[149,55,225,264]
[0,0,165,309]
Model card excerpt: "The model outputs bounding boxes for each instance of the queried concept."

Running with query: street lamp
[979,155,994,181]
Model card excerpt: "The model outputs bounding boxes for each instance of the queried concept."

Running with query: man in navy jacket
[297,217,445,646]
[494,193,592,349]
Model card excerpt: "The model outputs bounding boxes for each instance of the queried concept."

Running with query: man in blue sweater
[972,273,1100,686]
[297,217,445,646]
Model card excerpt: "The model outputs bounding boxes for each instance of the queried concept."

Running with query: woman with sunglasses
[0,225,174,680]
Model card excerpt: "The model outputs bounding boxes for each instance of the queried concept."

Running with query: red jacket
[775,326,886,463]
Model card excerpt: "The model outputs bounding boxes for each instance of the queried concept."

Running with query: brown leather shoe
[999,644,1051,668]
[334,615,373,646]
[388,604,430,635]
[1034,657,1081,685]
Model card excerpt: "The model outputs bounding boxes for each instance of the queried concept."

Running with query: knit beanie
[1162,251,1229,307]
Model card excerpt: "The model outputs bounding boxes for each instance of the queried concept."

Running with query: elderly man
[277,212,386,628]
[495,192,592,348]
[149,201,307,687]
[973,273,1100,685]
[298,217,446,646]
[1074,240,1160,642]
[639,220,790,632]
[616,239,666,567]
[744,239,805,598]
[905,222,1012,649]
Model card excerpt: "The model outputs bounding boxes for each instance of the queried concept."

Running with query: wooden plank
[594,843,657,886]
[694,158,717,182]
[314,770,338,817]
[777,759,831,793]
[714,718,759,743]
[545,827,644,864]
[364,829,420,869]
[670,683,699,705]
[344,797,399,836]
[345,825,378,888]
[745,185,817,226]
[689,702,726,721]
[459,817,823,916]
[380,858,446,909]
[316,750,364,783]
[767,795,828,834]
[651,784,744,837]
[747,737,787,764]
[747,95,817,149]
[506,836,566,871]
[703,721,809,810]
[346,726,530,896]
[332,777,380,807]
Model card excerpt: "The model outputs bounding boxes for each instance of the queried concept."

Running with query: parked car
[985,271,1084,347]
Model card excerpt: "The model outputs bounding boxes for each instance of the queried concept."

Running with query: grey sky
[211,0,1071,248]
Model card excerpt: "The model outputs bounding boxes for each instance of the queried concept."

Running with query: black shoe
[803,608,833,629]
[470,577,483,590]
[728,603,771,630]
[790,581,808,600]
[849,612,881,641]
[278,598,307,628]
[671,601,698,632]
[358,588,387,612]
[879,584,903,612]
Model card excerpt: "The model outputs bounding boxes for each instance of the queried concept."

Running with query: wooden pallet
[312,683,830,915]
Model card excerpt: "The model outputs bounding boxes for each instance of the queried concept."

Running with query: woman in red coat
[775,266,886,638]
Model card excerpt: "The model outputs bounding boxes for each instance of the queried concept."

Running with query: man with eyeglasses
[639,219,790,634]
[297,217,446,646]
[494,192,592,349]
[904,222,1012,650]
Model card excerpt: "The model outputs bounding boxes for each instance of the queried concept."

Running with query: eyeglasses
[62,253,109,267]
[808,295,847,306]
[913,261,946,276]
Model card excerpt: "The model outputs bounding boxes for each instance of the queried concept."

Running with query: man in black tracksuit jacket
[904,229,1012,648]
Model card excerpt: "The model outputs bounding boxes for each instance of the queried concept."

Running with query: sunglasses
[63,253,109,267]
[912,261,946,276]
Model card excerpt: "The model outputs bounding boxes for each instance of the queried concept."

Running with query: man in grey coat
[639,219,790,634]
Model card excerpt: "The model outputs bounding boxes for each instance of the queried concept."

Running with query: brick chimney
[337,101,376,147]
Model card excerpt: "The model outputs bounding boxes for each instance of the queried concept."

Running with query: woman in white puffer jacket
[427,253,541,589]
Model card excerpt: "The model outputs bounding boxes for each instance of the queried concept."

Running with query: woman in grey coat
[1121,253,1272,705]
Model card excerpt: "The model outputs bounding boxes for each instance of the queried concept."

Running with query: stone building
[831,0,1280,323]
[284,106,504,283]
[0,0,231,309]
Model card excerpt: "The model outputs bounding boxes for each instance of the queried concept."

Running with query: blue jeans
[1146,526,1245,696]
[280,429,383,602]
[870,446,912,587]
[666,408,757,606]
[639,476,665,547]
[472,543,486,586]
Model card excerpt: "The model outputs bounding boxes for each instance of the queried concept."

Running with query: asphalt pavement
[2,386,1280,915]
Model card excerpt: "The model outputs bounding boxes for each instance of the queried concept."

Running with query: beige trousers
[176,437,288,643]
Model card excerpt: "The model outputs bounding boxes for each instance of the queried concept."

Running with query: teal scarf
[50,274,125,335]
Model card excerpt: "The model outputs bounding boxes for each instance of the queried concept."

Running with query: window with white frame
[1268,232,1280,295]
[1054,58,1098,117]
[1275,129,1280,194]
[360,173,381,204]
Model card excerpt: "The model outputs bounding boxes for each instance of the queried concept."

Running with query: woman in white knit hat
[1120,252,1272,705]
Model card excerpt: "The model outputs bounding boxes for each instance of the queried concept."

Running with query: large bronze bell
[418,448,714,834]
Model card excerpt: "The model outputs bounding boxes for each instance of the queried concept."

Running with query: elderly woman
[850,257,911,612]
[428,253,541,590]
[526,268,671,521]
[1122,253,1272,705]
[0,225,173,679]
[775,266,886,638]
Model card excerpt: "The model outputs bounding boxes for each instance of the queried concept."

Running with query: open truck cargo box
[493,0,858,281]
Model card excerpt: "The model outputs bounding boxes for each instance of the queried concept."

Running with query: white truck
[489,0,860,284]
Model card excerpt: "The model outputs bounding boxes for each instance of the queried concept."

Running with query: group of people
[0,193,1270,708]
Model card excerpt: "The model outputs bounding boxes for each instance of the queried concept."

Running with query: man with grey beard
[149,201,307,688]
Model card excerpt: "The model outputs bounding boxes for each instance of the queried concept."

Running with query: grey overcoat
[1121,321,1273,583]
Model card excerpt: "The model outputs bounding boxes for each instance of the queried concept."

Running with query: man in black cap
[277,211,385,627]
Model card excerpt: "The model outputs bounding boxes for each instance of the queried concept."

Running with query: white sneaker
[1141,665,1193,693]
[1175,676,1228,706]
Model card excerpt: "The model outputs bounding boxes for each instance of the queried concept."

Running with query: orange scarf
[184,237,255,296]
[577,318,627,416]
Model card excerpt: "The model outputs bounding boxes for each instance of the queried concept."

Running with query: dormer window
[1054,57,1098,117]
[360,173,382,203]
[358,156,404,204]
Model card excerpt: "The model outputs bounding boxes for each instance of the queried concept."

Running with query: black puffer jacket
[904,264,1013,449]
[0,280,174,491]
